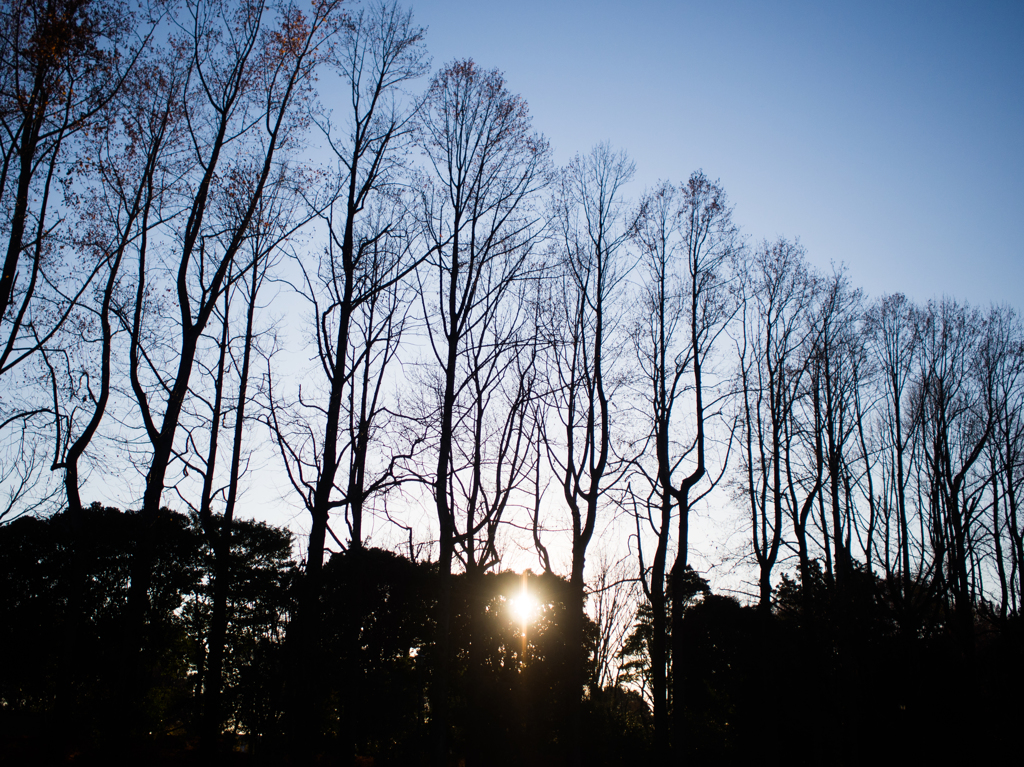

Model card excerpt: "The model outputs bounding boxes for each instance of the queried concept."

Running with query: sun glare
[510,590,539,626]
[507,573,540,626]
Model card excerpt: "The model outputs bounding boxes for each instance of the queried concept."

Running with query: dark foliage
[1,505,201,741]
[317,547,435,764]
[0,505,294,762]
[635,561,1024,765]
[447,570,581,766]
[5,501,1023,765]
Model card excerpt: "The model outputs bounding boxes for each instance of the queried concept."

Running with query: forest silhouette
[1,0,1023,764]
[3,505,1021,764]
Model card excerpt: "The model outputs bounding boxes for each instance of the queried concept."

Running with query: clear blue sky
[411,0,1024,309]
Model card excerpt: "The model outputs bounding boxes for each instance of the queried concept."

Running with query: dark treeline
[1,0,1023,764]
[4,507,1021,764]
[1,506,620,764]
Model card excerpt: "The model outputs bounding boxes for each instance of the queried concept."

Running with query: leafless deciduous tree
[914,300,996,654]
[415,58,549,767]
[588,553,640,693]
[178,163,302,743]
[984,308,1024,616]
[978,308,1024,620]
[270,0,427,573]
[863,293,921,599]
[630,175,738,754]
[0,0,153,532]
[262,7,427,747]
[120,0,346,714]
[549,142,633,767]
[659,172,738,759]
[809,270,864,590]
[45,49,182,521]
[736,238,820,610]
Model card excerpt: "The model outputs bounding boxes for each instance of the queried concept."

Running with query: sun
[509,589,539,626]
[508,576,540,662]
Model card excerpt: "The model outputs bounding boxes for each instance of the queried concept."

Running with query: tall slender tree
[630,176,738,753]
[415,58,550,767]
[122,0,346,719]
[736,238,819,610]
[278,0,427,575]
[181,162,301,746]
[915,299,995,655]
[266,6,427,749]
[863,293,921,600]
[663,172,737,760]
[810,270,864,590]
[549,143,633,767]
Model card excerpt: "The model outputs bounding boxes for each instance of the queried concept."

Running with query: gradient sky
[410,0,1024,310]
[80,1,1023,576]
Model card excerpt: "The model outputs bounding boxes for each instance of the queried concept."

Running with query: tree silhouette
[414,57,550,767]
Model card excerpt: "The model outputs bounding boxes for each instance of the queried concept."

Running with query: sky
[408,0,1024,310]
[325,0,1024,588]
[64,0,1023,590]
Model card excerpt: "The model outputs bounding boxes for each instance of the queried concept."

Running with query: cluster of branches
[736,245,1024,641]
[3,0,1023,765]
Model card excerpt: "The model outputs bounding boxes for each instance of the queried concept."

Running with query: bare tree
[630,184,686,750]
[736,238,820,610]
[176,161,302,745]
[986,308,1024,615]
[121,0,346,716]
[914,299,996,654]
[0,0,157,528]
[45,50,183,520]
[975,306,1023,620]
[549,142,633,767]
[24,53,184,726]
[662,171,738,759]
[863,293,921,598]
[629,175,738,755]
[264,8,426,748]
[808,269,864,589]
[0,409,58,522]
[275,0,427,572]
[414,58,550,767]
[588,552,639,693]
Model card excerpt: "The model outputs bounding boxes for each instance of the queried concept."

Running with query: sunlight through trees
[1,1,1022,765]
